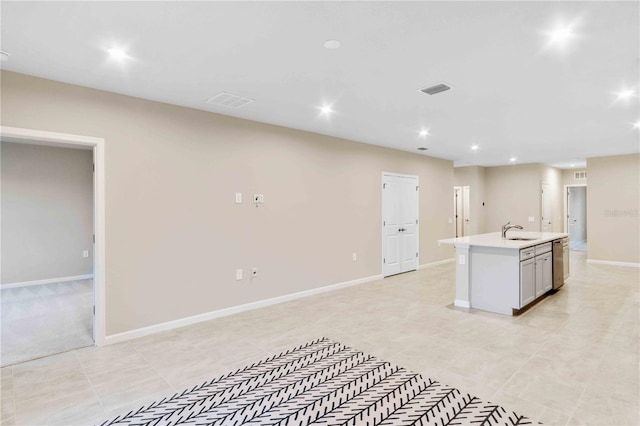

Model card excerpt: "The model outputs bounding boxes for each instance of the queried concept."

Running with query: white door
[541,183,552,232]
[453,186,470,237]
[383,174,419,277]
[454,187,463,237]
[567,186,587,243]
[462,186,471,236]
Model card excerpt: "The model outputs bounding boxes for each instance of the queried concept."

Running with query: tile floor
[0,251,638,425]
[1,280,94,367]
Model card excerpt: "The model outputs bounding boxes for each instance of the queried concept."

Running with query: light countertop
[438,231,569,249]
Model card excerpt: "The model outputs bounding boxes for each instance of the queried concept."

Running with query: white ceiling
[1,1,638,168]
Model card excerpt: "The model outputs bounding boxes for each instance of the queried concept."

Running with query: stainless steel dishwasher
[552,239,565,289]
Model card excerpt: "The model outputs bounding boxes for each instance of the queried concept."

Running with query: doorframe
[1,126,106,346]
[563,183,587,234]
[381,172,419,277]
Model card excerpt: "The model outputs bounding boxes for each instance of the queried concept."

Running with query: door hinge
[93,305,95,315]
[383,220,386,226]
[416,186,419,191]
[416,219,418,224]
[93,163,95,172]
[93,234,95,243]
[416,252,418,257]
[383,183,386,189]
[383,258,386,263]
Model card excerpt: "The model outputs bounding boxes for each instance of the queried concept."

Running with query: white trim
[418,258,455,269]
[0,126,106,346]
[104,273,383,345]
[454,299,471,308]
[587,259,640,268]
[1,275,94,289]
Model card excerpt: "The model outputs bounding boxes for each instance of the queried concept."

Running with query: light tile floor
[0,251,638,425]
[1,280,94,367]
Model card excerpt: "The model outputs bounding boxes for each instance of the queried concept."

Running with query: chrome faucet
[502,221,523,239]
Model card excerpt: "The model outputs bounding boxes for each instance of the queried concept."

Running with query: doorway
[566,185,587,251]
[453,186,470,237]
[0,126,106,364]
[382,173,419,277]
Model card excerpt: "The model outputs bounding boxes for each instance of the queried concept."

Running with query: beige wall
[1,142,94,283]
[587,154,639,263]
[453,166,487,234]
[484,164,543,233]
[0,71,454,335]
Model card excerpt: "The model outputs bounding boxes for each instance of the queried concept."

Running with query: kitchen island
[438,231,569,315]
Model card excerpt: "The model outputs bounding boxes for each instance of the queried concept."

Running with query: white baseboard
[418,258,455,270]
[587,259,640,268]
[454,299,471,308]
[104,273,384,345]
[1,274,94,289]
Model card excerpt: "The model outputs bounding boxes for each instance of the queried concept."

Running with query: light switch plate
[82,250,89,258]
[459,255,466,265]
[448,218,453,224]
[235,192,242,204]
[528,216,535,222]
[236,269,243,280]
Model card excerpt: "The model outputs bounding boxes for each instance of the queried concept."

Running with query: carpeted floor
[102,338,535,426]
[1,279,94,367]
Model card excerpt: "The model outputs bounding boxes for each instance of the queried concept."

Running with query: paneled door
[382,173,419,277]
[541,182,552,232]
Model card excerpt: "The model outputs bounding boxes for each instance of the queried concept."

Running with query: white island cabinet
[439,231,568,316]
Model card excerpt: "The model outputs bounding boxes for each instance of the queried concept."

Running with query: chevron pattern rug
[101,338,535,425]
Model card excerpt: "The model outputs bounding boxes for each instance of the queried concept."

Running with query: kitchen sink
[508,237,538,241]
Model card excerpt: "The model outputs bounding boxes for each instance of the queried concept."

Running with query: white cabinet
[520,257,536,307]
[535,252,553,297]
[521,245,553,307]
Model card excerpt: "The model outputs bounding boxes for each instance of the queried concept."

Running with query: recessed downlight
[633,120,640,129]
[417,147,428,151]
[471,145,479,151]
[0,50,10,61]
[616,89,636,101]
[318,103,335,117]
[418,129,429,137]
[509,157,517,162]
[323,39,341,49]
[107,47,129,62]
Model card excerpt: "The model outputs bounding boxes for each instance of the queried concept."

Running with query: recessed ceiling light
[418,129,429,137]
[323,39,341,49]
[0,50,10,61]
[570,164,575,168]
[319,104,334,116]
[417,147,428,151]
[633,120,640,129]
[471,144,479,151]
[546,23,577,48]
[509,157,517,162]
[107,47,129,61]
[616,89,637,101]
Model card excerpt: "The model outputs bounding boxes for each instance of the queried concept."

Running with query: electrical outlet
[258,194,264,203]
[252,267,258,277]
[352,252,357,261]
[82,250,89,258]
[448,218,453,224]
[236,269,243,280]
[235,192,242,204]
[528,216,535,222]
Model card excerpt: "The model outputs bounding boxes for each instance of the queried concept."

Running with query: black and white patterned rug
[102,338,535,425]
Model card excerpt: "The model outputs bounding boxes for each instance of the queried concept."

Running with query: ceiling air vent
[420,83,453,96]
[206,92,254,109]
[574,171,587,180]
